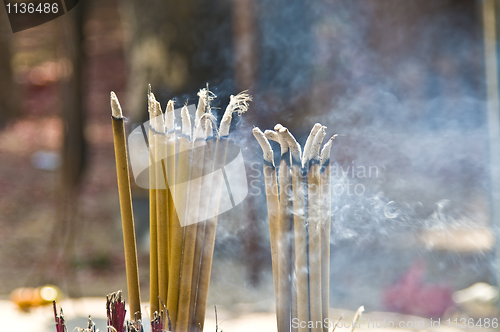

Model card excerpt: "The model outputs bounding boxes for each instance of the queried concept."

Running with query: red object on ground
[384,260,453,317]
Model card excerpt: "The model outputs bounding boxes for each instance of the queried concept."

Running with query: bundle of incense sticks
[111,87,251,332]
[253,123,335,332]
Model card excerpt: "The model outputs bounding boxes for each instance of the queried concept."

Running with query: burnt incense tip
[219,90,252,136]
[165,99,175,131]
[253,127,275,165]
[205,118,214,139]
[181,105,192,138]
[302,123,323,167]
[276,125,290,153]
[264,129,279,142]
[281,127,302,163]
[320,134,336,166]
[110,91,123,119]
[310,126,327,161]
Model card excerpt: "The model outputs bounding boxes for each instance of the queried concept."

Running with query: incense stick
[147,92,160,316]
[307,126,326,332]
[169,105,192,331]
[194,92,251,330]
[177,91,209,332]
[190,116,216,331]
[275,125,293,332]
[165,99,181,329]
[320,136,335,332]
[252,127,279,307]
[149,93,170,312]
[110,92,142,320]
[283,128,309,332]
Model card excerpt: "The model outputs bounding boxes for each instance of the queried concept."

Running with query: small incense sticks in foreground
[107,291,127,332]
[254,123,335,332]
[53,301,67,332]
[110,92,142,321]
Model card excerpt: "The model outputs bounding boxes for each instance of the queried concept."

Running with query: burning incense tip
[253,127,275,165]
[110,91,123,119]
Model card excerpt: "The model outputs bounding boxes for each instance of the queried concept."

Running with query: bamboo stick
[320,136,334,332]
[147,92,159,316]
[194,92,251,330]
[110,92,141,320]
[307,126,326,332]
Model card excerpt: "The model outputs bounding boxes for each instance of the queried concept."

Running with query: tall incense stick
[169,105,192,331]
[276,124,293,332]
[147,91,159,315]
[283,128,309,332]
[307,126,326,332]
[150,94,169,312]
[320,136,334,332]
[110,91,141,320]
[177,92,209,332]
[253,127,280,307]
[194,92,251,330]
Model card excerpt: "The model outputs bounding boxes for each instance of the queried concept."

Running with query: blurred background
[0,0,499,330]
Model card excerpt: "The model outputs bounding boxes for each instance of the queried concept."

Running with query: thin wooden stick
[147,91,159,316]
[110,91,141,320]
[283,128,308,332]
[252,127,279,308]
[307,126,326,332]
[275,124,292,332]
[320,136,335,332]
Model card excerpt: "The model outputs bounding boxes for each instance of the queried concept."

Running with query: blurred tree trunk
[0,7,20,127]
[121,0,233,122]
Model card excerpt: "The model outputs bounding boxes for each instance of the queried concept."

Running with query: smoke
[155,0,493,312]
